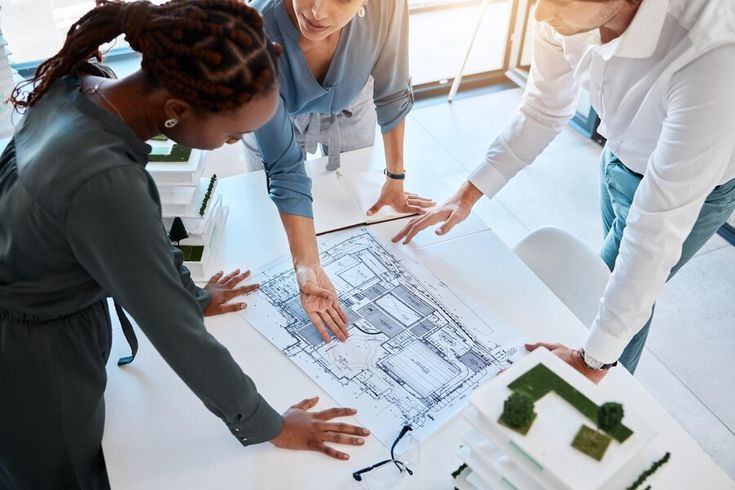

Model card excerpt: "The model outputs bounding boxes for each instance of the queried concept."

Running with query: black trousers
[0,300,112,490]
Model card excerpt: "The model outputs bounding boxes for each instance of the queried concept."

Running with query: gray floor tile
[635,351,735,480]
[647,246,735,432]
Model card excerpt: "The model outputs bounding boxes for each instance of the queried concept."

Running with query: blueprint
[240,230,525,446]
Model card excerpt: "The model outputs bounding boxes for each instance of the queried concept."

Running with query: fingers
[366,200,384,217]
[407,197,436,209]
[207,270,224,285]
[318,309,346,342]
[525,341,565,352]
[218,302,247,314]
[301,282,335,302]
[318,432,366,446]
[326,306,349,338]
[313,442,350,460]
[224,284,260,300]
[319,422,371,437]
[315,406,357,420]
[292,396,319,410]
[435,212,463,236]
[308,311,332,344]
[223,269,252,289]
[399,212,447,245]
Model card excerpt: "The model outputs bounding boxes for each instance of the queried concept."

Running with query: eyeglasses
[352,425,416,484]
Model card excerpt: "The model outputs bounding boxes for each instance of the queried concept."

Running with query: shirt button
[240,437,248,442]
[234,428,240,432]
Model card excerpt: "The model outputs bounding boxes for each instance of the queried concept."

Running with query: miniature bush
[597,402,624,432]
[199,174,217,216]
[500,391,535,429]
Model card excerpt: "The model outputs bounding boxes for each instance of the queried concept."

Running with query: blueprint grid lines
[241,230,524,446]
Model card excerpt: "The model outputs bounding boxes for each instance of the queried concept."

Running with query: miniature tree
[168,217,189,245]
[597,402,624,432]
[499,391,536,431]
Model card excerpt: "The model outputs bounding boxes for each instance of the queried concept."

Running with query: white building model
[454,347,671,490]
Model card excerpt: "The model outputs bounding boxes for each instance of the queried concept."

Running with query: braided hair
[10,0,281,112]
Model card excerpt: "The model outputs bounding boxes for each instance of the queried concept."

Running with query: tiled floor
[403,87,735,479]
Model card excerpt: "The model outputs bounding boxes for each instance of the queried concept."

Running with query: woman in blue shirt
[246,0,434,344]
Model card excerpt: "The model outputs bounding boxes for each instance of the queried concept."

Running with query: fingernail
[240,304,246,310]
[362,428,370,435]
[341,454,349,460]
[351,408,357,414]
[357,438,365,444]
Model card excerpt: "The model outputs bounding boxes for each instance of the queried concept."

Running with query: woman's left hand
[296,265,350,343]
[367,179,435,217]
[203,268,260,316]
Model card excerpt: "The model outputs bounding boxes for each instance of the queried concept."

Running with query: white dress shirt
[469,0,735,363]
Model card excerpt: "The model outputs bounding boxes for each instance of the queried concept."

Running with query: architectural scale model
[240,229,525,445]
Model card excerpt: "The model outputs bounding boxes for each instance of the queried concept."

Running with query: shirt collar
[611,0,669,59]
[274,0,300,41]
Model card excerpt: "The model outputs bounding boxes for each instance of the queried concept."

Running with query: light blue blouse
[251,0,414,218]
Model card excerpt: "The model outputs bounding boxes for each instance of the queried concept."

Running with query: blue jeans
[599,149,735,373]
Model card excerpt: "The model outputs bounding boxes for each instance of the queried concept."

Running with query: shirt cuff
[468,162,510,199]
[228,395,284,446]
[583,322,629,365]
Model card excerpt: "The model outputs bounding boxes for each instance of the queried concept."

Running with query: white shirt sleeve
[469,21,580,197]
[584,45,735,363]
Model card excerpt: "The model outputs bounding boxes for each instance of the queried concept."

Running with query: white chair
[512,226,611,327]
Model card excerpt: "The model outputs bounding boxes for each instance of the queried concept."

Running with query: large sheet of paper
[240,230,524,446]
[309,168,415,235]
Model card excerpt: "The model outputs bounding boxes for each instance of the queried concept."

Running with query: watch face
[583,352,604,369]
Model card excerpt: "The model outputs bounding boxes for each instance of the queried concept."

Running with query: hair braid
[10,0,281,113]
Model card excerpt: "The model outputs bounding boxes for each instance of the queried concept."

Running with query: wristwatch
[580,348,618,370]
[384,168,406,180]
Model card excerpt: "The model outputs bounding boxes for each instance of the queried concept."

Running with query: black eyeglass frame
[352,425,415,482]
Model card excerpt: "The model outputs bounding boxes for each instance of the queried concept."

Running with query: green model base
[498,412,537,436]
[148,144,192,162]
[571,425,612,461]
[508,364,633,443]
[176,245,204,262]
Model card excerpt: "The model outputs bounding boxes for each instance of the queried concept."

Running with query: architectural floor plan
[241,230,524,445]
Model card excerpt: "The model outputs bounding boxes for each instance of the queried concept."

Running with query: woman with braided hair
[239,0,435,347]
[0,1,369,488]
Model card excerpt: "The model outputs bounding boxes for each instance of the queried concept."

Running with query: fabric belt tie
[114,301,138,366]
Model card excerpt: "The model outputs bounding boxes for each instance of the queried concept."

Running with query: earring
[164,118,178,128]
[358,5,365,17]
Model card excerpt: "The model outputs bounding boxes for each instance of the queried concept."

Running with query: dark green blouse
[0,72,282,445]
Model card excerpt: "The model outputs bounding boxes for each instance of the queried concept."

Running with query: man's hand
[391,181,483,245]
[525,342,609,383]
[367,179,435,217]
[271,397,371,460]
[297,265,350,343]
[203,268,259,316]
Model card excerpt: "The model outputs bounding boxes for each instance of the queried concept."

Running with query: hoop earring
[164,118,178,129]
[358,5,365,17]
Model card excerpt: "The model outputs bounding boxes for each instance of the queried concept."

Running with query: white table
[102,147,734,489]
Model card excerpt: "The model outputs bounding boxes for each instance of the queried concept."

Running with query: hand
[271,397,371,460]
[525,342,609,384]
[367,179,435,217]
[391,180,483,245]
[297,265,350,343]
[203,268,259,316]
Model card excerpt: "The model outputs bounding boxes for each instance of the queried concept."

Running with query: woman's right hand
[270,397,370,460]
[391,180,484,244]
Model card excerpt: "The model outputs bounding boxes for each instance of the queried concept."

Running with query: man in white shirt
[393,0,735,381]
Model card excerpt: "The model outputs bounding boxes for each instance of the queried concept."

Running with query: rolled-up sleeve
[253,96,314,218]
[584,46,735,363]
[67,165,283,444]
[371,0,414,133]
[469,20,579,198]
